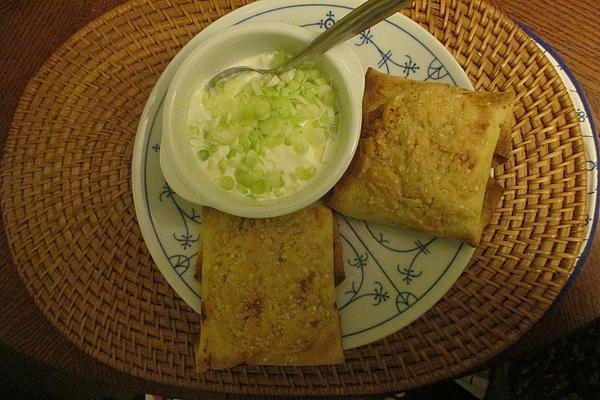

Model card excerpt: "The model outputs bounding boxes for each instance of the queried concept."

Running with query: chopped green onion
[220,176,235,190]
[191,51,339,198]
[197,148,209,161]
[296,166,316,181]
[186,125,200,136]
[226,148,238,159]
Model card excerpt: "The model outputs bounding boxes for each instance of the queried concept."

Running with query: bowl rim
[160,21,364,218]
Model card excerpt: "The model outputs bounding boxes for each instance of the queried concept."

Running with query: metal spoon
[206,0,414,88]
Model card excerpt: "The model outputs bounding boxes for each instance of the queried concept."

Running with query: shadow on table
[2,318,599,400]
[0,343,139,399]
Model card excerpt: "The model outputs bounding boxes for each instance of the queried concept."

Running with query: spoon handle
[278,0,414,71]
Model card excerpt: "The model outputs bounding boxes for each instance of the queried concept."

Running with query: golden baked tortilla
[481,177,504,233]
[194,212,346,285]
[196,203,344,372]
[327,68,514,246]
[493,111,514,166]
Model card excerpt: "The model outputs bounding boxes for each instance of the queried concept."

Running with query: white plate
[134,0,490,350]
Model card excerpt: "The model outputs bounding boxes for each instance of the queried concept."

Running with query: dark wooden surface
[1,0,599,397]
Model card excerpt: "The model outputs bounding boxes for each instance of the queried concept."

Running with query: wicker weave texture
[0,0,587,395]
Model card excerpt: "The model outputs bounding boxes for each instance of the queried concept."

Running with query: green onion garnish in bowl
[188,51,339,199]
[161,22,364,218]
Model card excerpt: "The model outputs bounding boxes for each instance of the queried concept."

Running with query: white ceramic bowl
[161,22,364,218]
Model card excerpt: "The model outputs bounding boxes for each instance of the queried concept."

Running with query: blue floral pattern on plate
[132,0,597,349]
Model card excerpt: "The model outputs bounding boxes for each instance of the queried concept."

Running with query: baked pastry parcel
[196,203,344,372]
[327,68,515,247]
[195,215,346,286]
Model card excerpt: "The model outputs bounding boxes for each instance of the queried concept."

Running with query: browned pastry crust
[481,177,505,231]
[493,112,515,166]
[195,211,346,285]
[196,203,344,371]
[327,68,514,246]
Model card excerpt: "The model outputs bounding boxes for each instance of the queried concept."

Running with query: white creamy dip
[186,51,340,199]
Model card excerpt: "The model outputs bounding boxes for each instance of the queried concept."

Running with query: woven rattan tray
[0,0,587,396]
